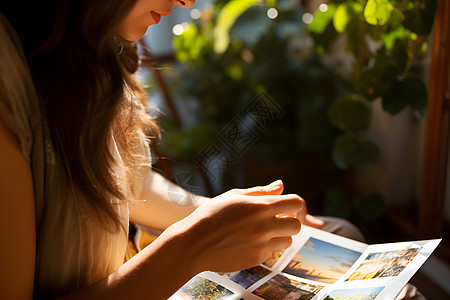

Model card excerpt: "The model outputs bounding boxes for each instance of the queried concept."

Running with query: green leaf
[309,4,337,34]
[382,76,428,116]
[214,0,259,53]
[382,26,408,50]
[390,38,409,71]
[403,0,437,35]
[406,77,428,116]
[356,46,406,100]
[328,94,371,133]
[173,24,211,62]
[230,6,271,47]
[364,0,393,26]
[225,63,243,80]
[382,79,408,114]
[333,2,361,33]
[388,8,405,28]
[310,23,339,54]
[333,134,380,169]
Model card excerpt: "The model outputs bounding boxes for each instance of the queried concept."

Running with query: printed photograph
[253,274,324,300]
[264,250,285,268]
[282,238,362,283]
[225,266,271,289]
[324,286,385,299]
[346,248,421,281]
[170,276,234,300]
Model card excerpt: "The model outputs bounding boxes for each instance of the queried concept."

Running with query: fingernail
[265,180,282,191]
[270,179,282,186]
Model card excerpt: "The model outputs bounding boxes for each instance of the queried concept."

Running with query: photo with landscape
[346,248,421,281]
[225,266,271,289]
[170,276,234,300]
[252,274,324,300]
[282,238,362,283]
[324,286,385,300]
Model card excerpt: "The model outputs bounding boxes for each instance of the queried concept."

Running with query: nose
[175,0,195,8]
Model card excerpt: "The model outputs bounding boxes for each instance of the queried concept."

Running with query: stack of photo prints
[169,225,441,300]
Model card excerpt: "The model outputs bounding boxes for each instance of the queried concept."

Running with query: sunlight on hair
[267,8,278,19]
[190,8,201,19]
[302,12,314,24]
[319,3,328,12]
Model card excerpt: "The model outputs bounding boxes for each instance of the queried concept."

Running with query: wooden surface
[419,0,450,239]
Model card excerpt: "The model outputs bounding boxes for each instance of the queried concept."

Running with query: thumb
[232,180,284,196]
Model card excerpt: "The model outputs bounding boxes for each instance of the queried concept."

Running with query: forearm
[130,170,209,230]
[62,223,202,300]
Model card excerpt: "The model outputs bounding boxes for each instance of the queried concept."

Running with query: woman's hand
[236,179,324,229]
[243,179,324,229]
[132,172,324,233]
[74,180,322,299]
[166,180,308,273]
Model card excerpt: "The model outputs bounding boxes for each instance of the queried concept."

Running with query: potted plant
[149,0,435,222]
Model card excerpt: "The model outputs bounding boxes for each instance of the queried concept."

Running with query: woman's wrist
[159,217,208,275]
[192,195,210,208]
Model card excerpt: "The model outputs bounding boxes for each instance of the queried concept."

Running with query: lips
[150,11,161,24]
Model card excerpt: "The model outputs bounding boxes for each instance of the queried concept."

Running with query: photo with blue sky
[327,286,385,299]
[283,237,362,283]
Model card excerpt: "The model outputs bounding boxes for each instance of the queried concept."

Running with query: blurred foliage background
[146,0,436,224]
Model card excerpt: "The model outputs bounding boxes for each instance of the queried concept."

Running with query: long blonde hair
[1,1,159,230]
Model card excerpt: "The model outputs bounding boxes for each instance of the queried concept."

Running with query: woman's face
[118,0,195,41]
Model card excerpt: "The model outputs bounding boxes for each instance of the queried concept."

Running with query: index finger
[254,194,305,217]
[232,180,284,196]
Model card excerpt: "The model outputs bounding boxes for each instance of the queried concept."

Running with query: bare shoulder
[0,117,36,299]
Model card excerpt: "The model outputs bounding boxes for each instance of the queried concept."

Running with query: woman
[0,1,424,299]
[0,1,325,298]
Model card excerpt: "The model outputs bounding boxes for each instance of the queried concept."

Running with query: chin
[119,28,148,42]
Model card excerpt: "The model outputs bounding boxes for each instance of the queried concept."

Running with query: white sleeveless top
[0,13,151,298]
